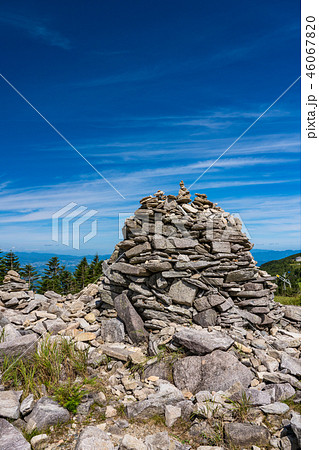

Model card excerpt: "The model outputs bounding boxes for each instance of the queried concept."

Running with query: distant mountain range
[14,252,110,273]
[12,249,301,273]
[251,249,301,266]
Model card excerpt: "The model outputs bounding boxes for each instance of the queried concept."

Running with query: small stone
[165,404,181,427]
[235,342,252,353]
[120,434,147,450]
[147,376,159,382]
[30,434,49,449]
[144,432,171,450]
[122,376,138,390]
[105,405,117,418]
[195,391,213,403]
[84,313,96,323]
[75,332,96,342]
[183,391,193,399]
[75,426,114,449]
[260,402,290,414]
[20,394,35,416]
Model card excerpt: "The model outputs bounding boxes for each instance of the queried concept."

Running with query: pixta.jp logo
[52,202,98,249]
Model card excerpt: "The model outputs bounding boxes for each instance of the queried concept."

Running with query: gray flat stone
[168,280,197,306]
[280,353,301,377]
[193,309,217,327]
[260,402,290,414]
[173,328,233,355]
[224,423,270,447]
[0,333,38,363]
[244,388,272,406]
[284,305,301,322]
[120,434,147,450]
[43,318,67,334]
[0,390,22,419]
[101,318,125,343]
[226,269,256,282]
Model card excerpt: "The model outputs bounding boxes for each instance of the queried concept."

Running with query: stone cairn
[101,182,296,332]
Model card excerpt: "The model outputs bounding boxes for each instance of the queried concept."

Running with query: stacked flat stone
[101,183,294,331]
[1,270,29,292]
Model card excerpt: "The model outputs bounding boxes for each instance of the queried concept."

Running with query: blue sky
[0,0,300,255]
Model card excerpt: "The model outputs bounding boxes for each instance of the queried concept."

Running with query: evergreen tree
[60,267,76,295]
[3,251,20,272]
[0,250,6,283]
[20,264,39,290]
[87,254,103,284]
[74,257,89,290]
[38,256,62,294]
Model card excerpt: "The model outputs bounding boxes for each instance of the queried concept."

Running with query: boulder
[173,356,202,393]
[224,423,270,447]
[0,418,31,449]
[173,350,253,393]
[75,426,114,449]
[25,397,70,432]
[114,292,148,344]
[173,328,233,355]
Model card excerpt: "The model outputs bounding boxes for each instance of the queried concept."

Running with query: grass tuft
[0,335,90,403]
[225,391,253,421]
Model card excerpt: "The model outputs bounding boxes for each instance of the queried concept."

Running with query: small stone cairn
[101,182,299,331]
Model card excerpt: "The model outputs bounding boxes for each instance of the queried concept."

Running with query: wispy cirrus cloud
[0,13,71,49]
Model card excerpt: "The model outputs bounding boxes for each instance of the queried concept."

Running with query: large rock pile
[101,182,300,332]
[0,186,301,449]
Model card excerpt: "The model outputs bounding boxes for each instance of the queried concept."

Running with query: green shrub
[54,379,88,413]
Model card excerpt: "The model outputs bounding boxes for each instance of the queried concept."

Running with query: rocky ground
[0,186,301,449]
